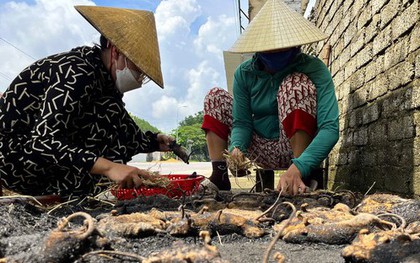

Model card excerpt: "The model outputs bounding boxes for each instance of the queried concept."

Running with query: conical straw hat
[229,0,327,53]
[75,5,164,88]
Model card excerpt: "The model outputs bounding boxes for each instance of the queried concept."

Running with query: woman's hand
[91,157,153,189]
[231,147,245,162]
[277,164,307,195]
[156,134,174,152]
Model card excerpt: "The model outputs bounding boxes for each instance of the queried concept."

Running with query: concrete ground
[130,160,284,190]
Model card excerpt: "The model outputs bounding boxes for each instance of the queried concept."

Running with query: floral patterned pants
[202,72,317,170]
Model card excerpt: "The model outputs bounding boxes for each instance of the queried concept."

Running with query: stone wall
[249,0,303,20]
[309,0,419,197]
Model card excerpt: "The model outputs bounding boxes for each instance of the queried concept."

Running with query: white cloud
[155,0,201,41]
[194,14,236,57]
[0,0,241,134]
[0,0,97,89]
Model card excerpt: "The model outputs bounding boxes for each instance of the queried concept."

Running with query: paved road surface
[129,161,260,190]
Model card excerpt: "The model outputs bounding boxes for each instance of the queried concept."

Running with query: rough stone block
[402,0,412,6]
[333,38,344,60]
[339,115,346,132]
[344,22,357,47]
[373,24,392,56]
[356,108,365,126]
[345,58,358,79]
[315,0,329,24]
[316,41,325,55]
[387,62,414,91]
[366,167,388,191]
[365,15,380,44]
[340,48,351,71]
[340,11,352,42]
[343,0,355,15]
[365,14,380,43]
[372,0,388,14]
[350,31,365,57]
[331,60,339,76]
[337,151,348,165]
[329,0,341,19]
[329,30,341,48]
[351,0,367,22]
[415,111,420,132]
[343,130,354,147]
[338,99,345,115]
[409,24,420,53]
[380,0,401,29]
[361,149,377,166]
[388,118,406,140]
[416,52,420,78]
[368,74,388,100]
[330,61,340,79]
[376,148,387,165]
[368,122,387,143]
[402,115,415,139]
[349,68,365,92]
[357,4,372,30]
[382,88,412,118]
[365,56,384,83]
[356,43,373,68]
[383,166,411,194]
[414,136,420,166]
[335,68,346,87]
[383,38,409,71]
[385,141,402,164]
[331,6,343,31]
[400,141,414,167]
[328,148,339,167]
[339,80,351,103]
[353,84,369,108]
[391,1,418,40]
[351,90,364,108]
[414,166,420,196]
[341,93,353,113]
[347,148,359,164]
[353,127,368,145]
[363,103,380,124]
[324,6,335,25]
[349,110,357,128]
[411,80,420,109]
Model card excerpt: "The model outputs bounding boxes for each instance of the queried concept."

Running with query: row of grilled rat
[1,192,418,262]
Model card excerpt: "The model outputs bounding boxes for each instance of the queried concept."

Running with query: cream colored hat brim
[75,5,164,88]
[229,0,327,53]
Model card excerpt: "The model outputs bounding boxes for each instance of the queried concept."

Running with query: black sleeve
[25,55,99,174]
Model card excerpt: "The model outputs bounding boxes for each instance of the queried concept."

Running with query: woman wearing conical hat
[201,0,339,195]
[0,6,173,199]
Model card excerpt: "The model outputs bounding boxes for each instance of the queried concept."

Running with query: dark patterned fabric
[202,72,317,170]
[0,46,159,199]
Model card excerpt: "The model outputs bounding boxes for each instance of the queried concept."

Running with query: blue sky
[0,0,247,133]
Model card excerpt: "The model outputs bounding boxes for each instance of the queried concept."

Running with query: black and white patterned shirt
[0,46,159,198]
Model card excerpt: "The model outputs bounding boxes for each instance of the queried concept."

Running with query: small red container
[112,174,205,200]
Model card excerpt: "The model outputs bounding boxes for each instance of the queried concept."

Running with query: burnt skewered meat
[169,141,190,164]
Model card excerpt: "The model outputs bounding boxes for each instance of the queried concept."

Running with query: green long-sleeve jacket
[229,53,339,178]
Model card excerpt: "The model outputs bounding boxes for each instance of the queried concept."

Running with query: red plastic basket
[111,174,205,200]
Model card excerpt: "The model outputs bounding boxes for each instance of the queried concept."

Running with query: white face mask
[115,58,144,93]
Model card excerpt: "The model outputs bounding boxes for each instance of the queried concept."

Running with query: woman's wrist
[90,157,113,175]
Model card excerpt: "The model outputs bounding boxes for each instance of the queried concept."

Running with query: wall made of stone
[310,0,419,197]
[249,0,303,21]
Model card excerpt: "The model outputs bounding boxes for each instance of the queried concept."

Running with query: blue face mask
[257,48,300,72]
